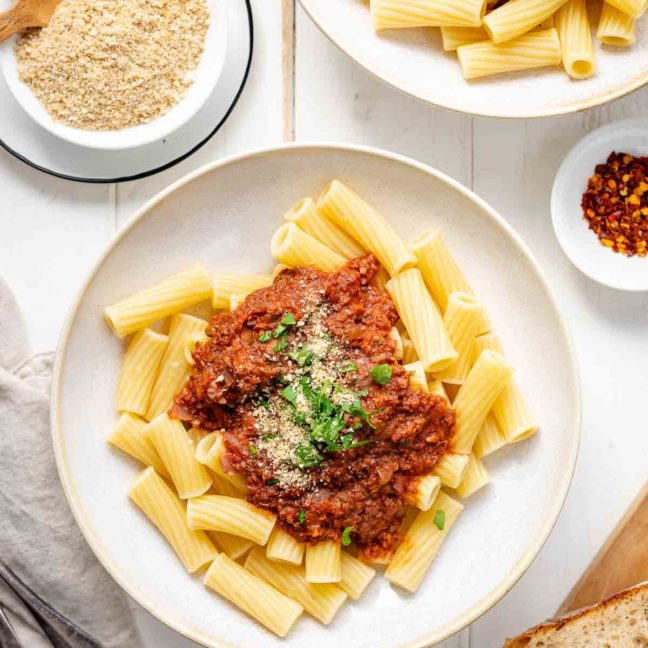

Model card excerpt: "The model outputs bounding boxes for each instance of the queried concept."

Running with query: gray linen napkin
[0,278,142,648]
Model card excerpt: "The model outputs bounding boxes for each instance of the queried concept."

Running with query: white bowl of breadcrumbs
[0,0,227,150]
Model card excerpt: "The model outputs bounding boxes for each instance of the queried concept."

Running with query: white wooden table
[1,2,647,646]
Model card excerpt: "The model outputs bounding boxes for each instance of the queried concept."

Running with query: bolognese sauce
[174,255,454,559]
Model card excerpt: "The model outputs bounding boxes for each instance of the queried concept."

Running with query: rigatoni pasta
[305,540,342,583]
[195,431,248,492]
[115,328,168,415]
[370,0,487,29]
[317,180,416,275]
[105,264,211,338]
[271,223,346,273]
[266,527,306,565]
[147,413,212,499]
[212,274,272,310]
[129,467,216,573]
[204,553,303,637]
[455,453,490,498]
[386,269,457,372]
[598,2,637,46]
[555,0,597,79]
[604,0,647,18]
[483,0,569,44]
[339,551,376,600]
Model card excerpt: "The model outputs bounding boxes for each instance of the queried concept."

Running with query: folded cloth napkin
[0,278,142,648]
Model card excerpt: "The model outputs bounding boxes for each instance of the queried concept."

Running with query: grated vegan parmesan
[14,0,209,131]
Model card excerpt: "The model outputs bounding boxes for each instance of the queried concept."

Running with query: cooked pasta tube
[387,269,457,372]
[146,314,207,420]
[370,0,487,29]
[433,292,483,384]
[389,326,404,360]
[147,414,212,499]
[385,491,463,592]
[410,229,490,335]
[433,453,469,489]
[273,263,290,279]
[211,273,272,310]
[107,412,169,478]
[245,547,347,625]
[195,432,248,492]
[598,2,637,46]
[129,467,216,573]
[183,330,208,366]
[339,551,376,600]
[266,527,306,565]
[404,360,429,392]
[451,350,513,454]
[472,333,538,443]
[204,553,303,637]
[455,453,490,498]
[406,474,441,511]
[115,329,168,415]
[271,223,346,273]
[604,0,647,18]
[402,337,419,364]
[285,197,365,259]
[483,0,569,43]
[427,379,449,401]
[555,0,597,79]
[105,264,212,338]
[441,25,488,51]
[210,472,247,499]
[474,413,507,458]
[187,495,276,545]
[458,29,563,80]
[305,540,342,583]
[207,531,253,561]
[317,180,416,276]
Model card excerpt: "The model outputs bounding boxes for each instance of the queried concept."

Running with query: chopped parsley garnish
[274,332,288,352]
[339,361,357,373]
[289,346,315,367]
[341,526,353,546]
[341,433,373,450]
[294,442,323,468]
[433,509,445,531]
[273,312,297,338]
[258,331,271,342]
[371,363,392,386]
[258,398,271,409]
[266,477,279,486]
[248,444,258,458]
[280,385,298,405]
[263,433,278,441]
[298,509,306,524]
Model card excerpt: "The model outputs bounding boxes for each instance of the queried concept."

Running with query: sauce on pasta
[174,255,454,559]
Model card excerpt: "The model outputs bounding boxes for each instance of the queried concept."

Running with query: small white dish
[52,144,580,648]
[0,0,227,150]
[551,118,648,291]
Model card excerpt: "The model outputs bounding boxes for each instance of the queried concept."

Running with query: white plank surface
[0,0,646,647]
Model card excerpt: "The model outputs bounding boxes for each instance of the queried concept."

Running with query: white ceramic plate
[552,118,648,291]
[52,144,580,648]
[0,0,227,150]
[298,0,648,118]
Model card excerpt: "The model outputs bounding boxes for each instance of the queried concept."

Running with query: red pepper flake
[581,152,648,258]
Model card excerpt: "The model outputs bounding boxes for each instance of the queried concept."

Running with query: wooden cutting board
[558,481,648,614]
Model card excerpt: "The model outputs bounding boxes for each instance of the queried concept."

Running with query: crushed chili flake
[581,152,648,258]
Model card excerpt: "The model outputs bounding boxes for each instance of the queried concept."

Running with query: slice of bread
[504,581,648,647]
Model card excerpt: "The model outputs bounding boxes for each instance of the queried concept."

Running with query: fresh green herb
[340,434,373,450]
[258,331,271,343]
[294,442,324,468]
[339,361,358,373]
[258,398,271,409]
[263,433,279,441]
[341,526,353,546]
[274,332,288,352]
[280,385,298,405]
[248,444,258,458]
[273,312,297,338]
[289,347,315,367]
[298,509,305,524]
[433,509,445,531]
[371,363,392,386]
[356,389,369,398]
[266,477,280,486]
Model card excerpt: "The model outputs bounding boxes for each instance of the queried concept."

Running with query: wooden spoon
[0,0,61,43]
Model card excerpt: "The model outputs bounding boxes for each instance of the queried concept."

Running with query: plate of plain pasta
[52,144,580,647]
[298,0,648,118]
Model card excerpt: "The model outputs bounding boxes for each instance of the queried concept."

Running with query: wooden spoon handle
[0,8,21,43]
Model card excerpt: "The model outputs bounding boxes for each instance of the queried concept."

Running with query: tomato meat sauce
[174,255,455,559]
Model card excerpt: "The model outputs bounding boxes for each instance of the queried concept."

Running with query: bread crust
[503,581,648,647]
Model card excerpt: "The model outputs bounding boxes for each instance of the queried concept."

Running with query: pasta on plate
[367,0,646,81]
[104,180,538,637]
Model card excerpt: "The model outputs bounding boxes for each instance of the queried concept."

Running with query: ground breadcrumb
[15,0,209,131]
